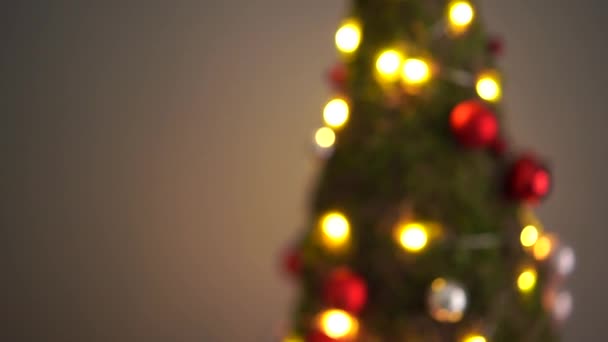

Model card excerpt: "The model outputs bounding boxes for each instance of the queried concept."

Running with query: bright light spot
[376,49,403,82]
[517,268,537,293]
[314,127,336,149]
[463,334,487,342]
[282,335,304,342]
[398,223,429,252]
[335,20,362,54]
[402,58,431,85]
[319,309,357,339]
[449,1,475,30]
[323,98,350,129]
[520,225,539,247]
[476,71,502,102]
[320,212,350,249]
[533,234,554,261]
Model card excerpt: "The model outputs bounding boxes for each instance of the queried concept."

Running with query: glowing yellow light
[533,235,554,261]
[323,98,350,129]
[282,335,304,342]
[398,222,429,252]
[463,335,487,342]
[319,309,357,339]
[520,225,540,248]
[476,71,502,102]
[376,49,404,82]
[517,268,537,293]
[314,127,336,149]
[448,1,475,31]
[320,212,350,248]
[402,58,431,85]
[335,19,362,54]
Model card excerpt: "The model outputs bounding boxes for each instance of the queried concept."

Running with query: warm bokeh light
[402,58,431,85]
[319,309,358,339]
[517,268,537,293]
[335,19,362,54]
[533,234,555,261]
[476,71,502,102]
[323,98,350,129]
[463,334,487,342]
[376,49,404,82]
[397,222,429,252]
[320,212,350,249]
[282,335,304,342]
[448,1,475,32]
[520,225,540,248]
[314,127,336,149]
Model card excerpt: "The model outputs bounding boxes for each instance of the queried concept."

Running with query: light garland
[476,70,502,102]
[318,309,358,339]
[323,98,349,129]
[402,58,432,86]
[396,222,429,252]
[335,19,362,54]
[517,267,538,294]
[314,127,336,150]
[462,334,487,342]
[319,211,351,250]
[447,1,475,34]
[376,49,404,82]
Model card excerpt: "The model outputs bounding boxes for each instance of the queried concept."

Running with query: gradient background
[2,1,607,341]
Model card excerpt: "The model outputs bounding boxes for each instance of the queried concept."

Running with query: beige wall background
[2,1,607,341]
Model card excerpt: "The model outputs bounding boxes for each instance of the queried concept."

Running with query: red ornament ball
[327,62,348,91]
[507,155,552,203]
[307,330,338,342]
[281,246,302,278]
[324,268,368,314]
[450,100,499,148]
[488,36,505,56]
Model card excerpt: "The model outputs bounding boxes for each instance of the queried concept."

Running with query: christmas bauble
[450,100,498,148]
[328,63,348,91]
[487,36,504,56]
[324,268,368,314]
[427,278,468,323]
[282,246,302,278]
[553,290,573,322]
[552,245,576,277]
[507,155,552,203]
[544,288,573,322]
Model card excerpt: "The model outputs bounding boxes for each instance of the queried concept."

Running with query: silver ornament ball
[553,290,573,322]
[552,245,575,277]
[427,278,468,323]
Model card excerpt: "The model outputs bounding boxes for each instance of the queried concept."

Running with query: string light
[462,334,487,342]
[397,222,429,252]
[402,58,432,85]
[282,335,303,342]
[533,234,555,261]
[376,49,404,82]
[323,98,350,129]
[319,309,358,339]
[314,127,336,149]
[448,1,475,34]
[320,211,350,249]
[517,268,537,293]
[476,70,502,102]
[335,19,362,54]
[520,225,540,248]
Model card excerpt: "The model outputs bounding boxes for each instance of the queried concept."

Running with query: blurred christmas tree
[281,1,575,341]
